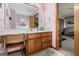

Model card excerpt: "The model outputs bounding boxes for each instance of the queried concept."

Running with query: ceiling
[59,3,74,18]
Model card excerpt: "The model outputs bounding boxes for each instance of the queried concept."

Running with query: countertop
[0,29,52,36]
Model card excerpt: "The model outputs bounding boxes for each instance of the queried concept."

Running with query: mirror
[0,3,2,8]
[5,3,39,29]
[9,3,38,16]
[17,13,39,29]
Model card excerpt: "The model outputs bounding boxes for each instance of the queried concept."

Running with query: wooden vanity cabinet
[42,32,52,49]
[27,39,35,54]
[26,32,52,55]
[0,36,4,43]
[27,38,41,54]
[0,32,52,55]
[34,38,41,52]
[27,33,42,54]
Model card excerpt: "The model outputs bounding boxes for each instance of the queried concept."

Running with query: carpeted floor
[31,48,54,56]
[31,48,73,56]
[0,48,73,56]
[61,36,74,55]
[8,48,73,56]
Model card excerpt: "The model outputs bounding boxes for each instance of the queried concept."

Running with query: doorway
[56,3,74,55]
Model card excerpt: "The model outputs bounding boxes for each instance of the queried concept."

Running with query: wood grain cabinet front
[28,39,36,54]
[0,36,4,43]
[28,33,41,39]
[34,38,41,52]
[25,32,52,55]
[42,37,49,43]
[5,34,24,44]
[42,32,52,49]
[0,32,52,55]
[42,42,49,49]
[27,33,42,55]
[27,38,41,54]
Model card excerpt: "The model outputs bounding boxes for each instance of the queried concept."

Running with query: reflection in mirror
[0,3,2,8]
[4,3,39,29]
[17,16,30,29]
[19,19,26,26]
[29,13,39,28]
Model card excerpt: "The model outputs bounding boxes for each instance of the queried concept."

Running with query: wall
[0,4,5,53]
[36,3,45,29]
[44,3,56,48]
[4,3,18,29]
[4,3,13,29]
[37,3,56,48]
[0,4,5,32]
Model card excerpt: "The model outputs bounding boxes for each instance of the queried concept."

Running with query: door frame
[56,3,78,55]
[74,4,79,56]
[56,3,60,49]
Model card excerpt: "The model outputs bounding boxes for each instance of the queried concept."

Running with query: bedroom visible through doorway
[58,3,74,55]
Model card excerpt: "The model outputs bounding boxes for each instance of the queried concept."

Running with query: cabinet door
[42,37,49,43]
[27,38,42,54]
[35,38,41,51]
[42,42,49,49]
[28,39,35,54]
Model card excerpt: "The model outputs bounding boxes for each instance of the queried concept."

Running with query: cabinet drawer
[48,36,52,41]
[48,32,52,36]
[5,34,24,44]
[28,33,41,39]
[42,41,52,49]
[42,43,48,49]
[42,32,49,37]
[48,41,52,47]
[42,32,52,37]
[42,37,49,42]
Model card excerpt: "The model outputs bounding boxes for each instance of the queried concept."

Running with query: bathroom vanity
[26,32,52,55]
[0,30,52,55]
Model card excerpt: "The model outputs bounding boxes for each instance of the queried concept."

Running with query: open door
[74,4,79,56]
